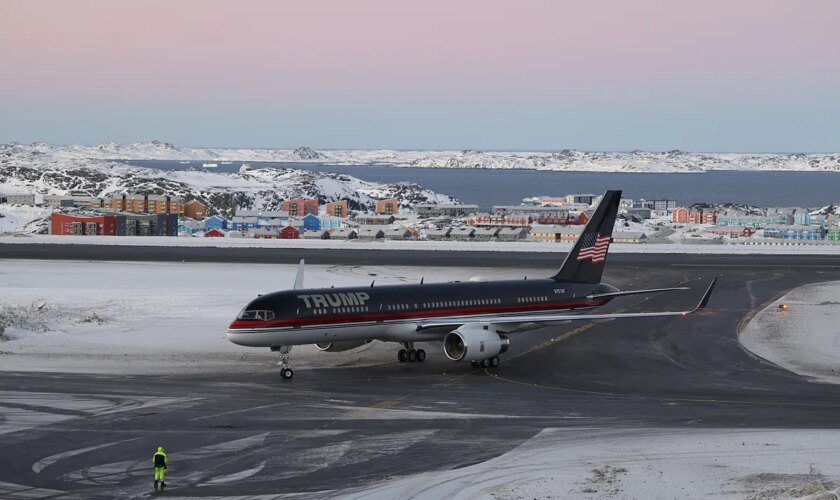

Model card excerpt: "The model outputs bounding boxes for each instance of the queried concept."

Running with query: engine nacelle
[443,325,509,362]
[315,340,369,352]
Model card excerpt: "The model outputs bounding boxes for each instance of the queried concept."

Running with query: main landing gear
[271,345,294,379]
[470,356,500,369]
[398,342,426,363]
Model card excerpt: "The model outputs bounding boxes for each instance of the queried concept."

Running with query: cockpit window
[237,309,275,321]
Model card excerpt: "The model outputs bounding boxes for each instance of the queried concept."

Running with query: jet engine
[443,324,509,362]
[315,340,370,352]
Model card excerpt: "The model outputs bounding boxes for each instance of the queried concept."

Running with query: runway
[2,250,840,498]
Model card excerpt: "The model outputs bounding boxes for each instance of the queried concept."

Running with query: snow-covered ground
[4,233,840,254]
[342,427,840,500]
[741,281,840,386]
[5,260,840,498]
[0,260,540,375]
[0,204,51,233]
[12,141,840,173]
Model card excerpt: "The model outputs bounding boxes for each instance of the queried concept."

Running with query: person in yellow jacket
[153,446,168,492]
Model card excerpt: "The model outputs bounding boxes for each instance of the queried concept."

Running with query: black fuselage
[232,279,619,330]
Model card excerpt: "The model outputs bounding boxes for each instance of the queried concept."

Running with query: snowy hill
[0,143,457,220]
[7,142,840,173]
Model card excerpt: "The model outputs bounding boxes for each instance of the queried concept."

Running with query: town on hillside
[1,191,839,244]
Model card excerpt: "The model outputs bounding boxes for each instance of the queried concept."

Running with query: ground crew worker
[153,446,168,491]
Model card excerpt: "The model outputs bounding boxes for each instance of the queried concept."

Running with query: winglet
[696,278,717,311]
[293,259,305,289]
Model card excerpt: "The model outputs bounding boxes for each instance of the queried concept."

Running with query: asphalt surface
[2,248,840,498]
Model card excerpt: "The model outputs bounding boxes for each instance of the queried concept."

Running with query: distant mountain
[9,142,840,173]
[0,143,457,220]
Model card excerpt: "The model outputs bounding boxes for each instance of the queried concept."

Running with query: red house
[280,226,300,239]
[282,199,319,217]
[573,211,590,225]
[672,207,690,223]
[204,228,225,238]
[51,213,116,236]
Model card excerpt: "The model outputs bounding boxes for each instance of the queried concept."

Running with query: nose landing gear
[398,342,426,363]
[271,345,294,379]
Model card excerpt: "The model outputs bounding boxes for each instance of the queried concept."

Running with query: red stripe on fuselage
[228,298,610,330]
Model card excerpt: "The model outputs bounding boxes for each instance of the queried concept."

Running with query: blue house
[319,215,343,229]
[204,215,228,231]
[765,225,825,240]
[231,216,258,231]
[303,214,321,231]
[178,219,202,235]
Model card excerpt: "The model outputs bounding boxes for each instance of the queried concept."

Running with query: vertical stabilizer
[293,259,305,289]
[550,190,622,283]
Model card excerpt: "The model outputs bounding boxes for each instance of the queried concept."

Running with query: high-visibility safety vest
[153,448,168,468]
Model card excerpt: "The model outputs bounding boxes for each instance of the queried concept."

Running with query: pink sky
[1,0,839,150]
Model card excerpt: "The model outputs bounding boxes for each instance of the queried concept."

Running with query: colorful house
[177,219,202,235]
[375,198,399,215]
[51,213,117,236]
[204,228,225,238]
[282,199,319,217]
[764,225,825,240]
[325,200,348,218]
[319,215,343,229]
[280,226,300,239]
[231,216,259,231]
[302,214,321,231]
[183,200,206,220]
[203,215,228,231]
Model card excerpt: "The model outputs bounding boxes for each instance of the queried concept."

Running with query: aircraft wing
[584,286,688,300]
[416,278,716,332]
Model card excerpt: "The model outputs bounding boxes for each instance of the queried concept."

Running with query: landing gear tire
[470,360,481,368]
[273,346,294,380]
[398,349,408,362]
[416,349,426,362]
[489,356,500,368]
[407,349,418,362]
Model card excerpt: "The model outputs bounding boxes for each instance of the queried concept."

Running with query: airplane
[227,190,716,379]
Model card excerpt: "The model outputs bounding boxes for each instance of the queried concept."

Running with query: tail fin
[550,190,622,283]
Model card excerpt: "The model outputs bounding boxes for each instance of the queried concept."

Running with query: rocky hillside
[0,144,457,219]
[8,142,840,173]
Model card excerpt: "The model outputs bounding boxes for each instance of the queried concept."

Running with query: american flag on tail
[576,233,611,263]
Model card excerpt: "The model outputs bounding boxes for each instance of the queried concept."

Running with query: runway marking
[506,323,595,363]
[32,437,142,473]
[372,399,403,409]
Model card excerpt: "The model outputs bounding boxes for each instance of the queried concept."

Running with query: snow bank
[741,281,840,385]
[339,427,840,499]
[4,234,840,255]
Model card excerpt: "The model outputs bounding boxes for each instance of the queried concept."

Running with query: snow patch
[741,281,840,385]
